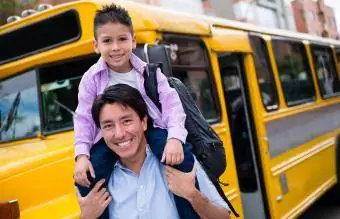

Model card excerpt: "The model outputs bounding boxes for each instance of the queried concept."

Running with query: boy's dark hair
[92,84,148,128]
[94,3,134,38]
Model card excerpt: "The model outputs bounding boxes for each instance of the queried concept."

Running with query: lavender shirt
[74,54,187,157]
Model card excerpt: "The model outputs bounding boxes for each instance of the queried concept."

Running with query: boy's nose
[111,42,119,51]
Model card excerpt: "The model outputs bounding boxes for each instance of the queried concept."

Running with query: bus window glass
[39,55,98,133]
[272,40,315,105]
[311,46,340,97]
[336,48,340,72]
[0,71,40,141]
[163,39,220,121]
[249,35,278,111]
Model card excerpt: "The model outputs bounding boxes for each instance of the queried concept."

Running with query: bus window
[311,46,340,97]
[336,48,340,72]
[162,37,220,122]
[272,40,315,106]
[39,55,98,133]
[249,35,278,111]
[0,71,40,142]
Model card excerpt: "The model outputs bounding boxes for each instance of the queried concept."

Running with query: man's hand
[161,138,184,165]
[165,165,197,200]
[76,179,112,219]
[75,155,96,187]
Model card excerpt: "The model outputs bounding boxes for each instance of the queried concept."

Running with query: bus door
[217,52,267,219]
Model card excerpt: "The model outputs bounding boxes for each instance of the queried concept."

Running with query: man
[76,84,231,219]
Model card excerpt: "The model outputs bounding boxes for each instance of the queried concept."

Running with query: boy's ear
[132,34,137,49]
[94,39,100,54]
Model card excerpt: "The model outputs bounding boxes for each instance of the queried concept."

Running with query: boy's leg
[76,138,118,197]
[146,127,200,219]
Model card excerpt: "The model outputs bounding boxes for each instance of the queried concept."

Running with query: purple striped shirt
[74,53,187,157]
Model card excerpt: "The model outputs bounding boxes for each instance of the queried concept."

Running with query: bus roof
[1,0,339,46]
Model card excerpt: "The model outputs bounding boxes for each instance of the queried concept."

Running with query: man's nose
[113,124,125,138]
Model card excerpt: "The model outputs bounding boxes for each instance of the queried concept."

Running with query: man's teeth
[117,140,131,146]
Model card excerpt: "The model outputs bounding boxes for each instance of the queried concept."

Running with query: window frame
[0,69,42,143]
[271,36,316,107]
[38,54,99,136]
[310,44,340,99]
[0,10,81,66]
[249,33,279,112]
[162,34,222,124]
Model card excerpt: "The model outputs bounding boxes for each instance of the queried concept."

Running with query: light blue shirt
[108,146,230,219]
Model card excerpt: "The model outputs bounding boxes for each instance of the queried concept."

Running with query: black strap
[201,164,240,217]
[144,63,162,112]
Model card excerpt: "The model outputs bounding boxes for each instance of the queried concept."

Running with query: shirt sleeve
[74,70,98,158]
[195,159,231,211]
[155,68,188,143]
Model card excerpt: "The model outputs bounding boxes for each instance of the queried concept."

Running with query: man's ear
[94,39,100,54]
[142,116,148,131]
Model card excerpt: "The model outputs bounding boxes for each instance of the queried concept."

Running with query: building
[291,0,338,39]
[232,0,296,31]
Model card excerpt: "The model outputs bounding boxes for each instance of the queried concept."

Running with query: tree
[0,0,38,26]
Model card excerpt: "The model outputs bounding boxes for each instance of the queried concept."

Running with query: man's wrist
[186,188,200,203]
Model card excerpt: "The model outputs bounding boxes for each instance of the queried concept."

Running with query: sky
[324,0,340,31]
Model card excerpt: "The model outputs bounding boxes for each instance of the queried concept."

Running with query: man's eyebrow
[100,120,113,125]
[120,114,133,120]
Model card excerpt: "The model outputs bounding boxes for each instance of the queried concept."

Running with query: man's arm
[186,189,230,219]
[165,166,230,219]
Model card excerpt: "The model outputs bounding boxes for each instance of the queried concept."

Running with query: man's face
[95,22,136,73]
[99,102,147,161]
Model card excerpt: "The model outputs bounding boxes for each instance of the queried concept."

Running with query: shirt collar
[114,145,152,170]
[94,53,146,76]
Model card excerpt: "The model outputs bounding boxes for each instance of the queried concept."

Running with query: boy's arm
[74,71,98,158]
[156,68,187,143]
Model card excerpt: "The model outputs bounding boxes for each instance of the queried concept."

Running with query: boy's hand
[75,155,96,188]
[161,138,184,165]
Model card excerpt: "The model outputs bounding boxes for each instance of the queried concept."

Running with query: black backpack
[143,63,239,217]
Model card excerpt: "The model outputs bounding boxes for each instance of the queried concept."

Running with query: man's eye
[103,124,112,129]
[123,119,132,125]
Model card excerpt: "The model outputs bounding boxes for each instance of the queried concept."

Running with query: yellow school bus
[0,0,339,218]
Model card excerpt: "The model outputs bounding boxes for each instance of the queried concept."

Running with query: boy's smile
[95,22,136,73]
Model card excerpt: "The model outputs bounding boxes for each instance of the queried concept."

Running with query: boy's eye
[119,37,127,41]
[103,38,111,43]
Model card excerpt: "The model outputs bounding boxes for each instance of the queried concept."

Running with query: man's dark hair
[92,84,148,128]
[94,3,134,38]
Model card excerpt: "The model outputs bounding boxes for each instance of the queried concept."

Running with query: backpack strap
[144,63,162,112]
[201,164,240,217]
[144,63,239,217]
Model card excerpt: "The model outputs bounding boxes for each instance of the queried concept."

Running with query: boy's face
[99,102,147,162]
[95,22,136,73]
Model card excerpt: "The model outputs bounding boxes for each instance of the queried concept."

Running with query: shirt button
[139,185,144,189]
